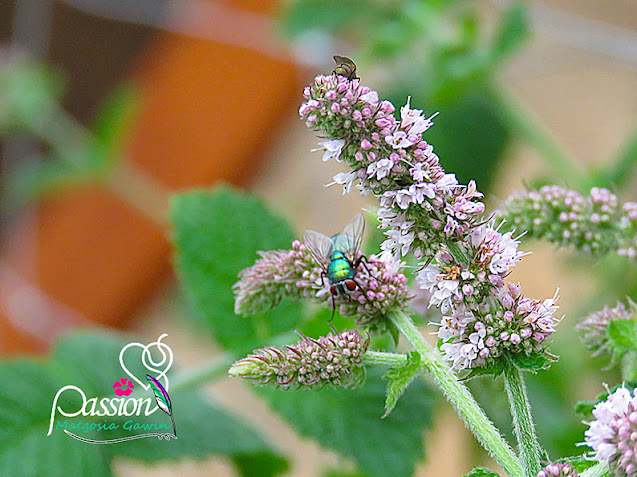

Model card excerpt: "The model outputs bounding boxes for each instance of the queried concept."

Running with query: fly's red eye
[330,285,337,295]
[345,280,356,291]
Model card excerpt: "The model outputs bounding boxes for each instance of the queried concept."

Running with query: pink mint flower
[400,96,423,128]
[300,76,485,258]
[113,378,134,397]
[385,130,414,149]
[317,139,345,162]
[585,386,637,476]
[366,158,394,180]
[435,286,559,371]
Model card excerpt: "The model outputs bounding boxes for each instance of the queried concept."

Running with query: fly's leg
[330,296,336,324]
[320,271,337,324]
[354,254,374,278]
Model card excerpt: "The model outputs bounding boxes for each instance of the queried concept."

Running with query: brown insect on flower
[332,55,359,80]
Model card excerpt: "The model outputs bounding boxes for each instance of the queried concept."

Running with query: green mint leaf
[0,360,112,477]
[259,367,434,477]
[609,319,637,351]
[109,393,288,476]
[464,468,501,477]
[465,360,505,379]
[0,331,288,476]
[382,351,422,418]
[172,187,302,353]
[510,351,558,373]
[566,455,599,472]
[491,2,530,61]
[573,400,596,418]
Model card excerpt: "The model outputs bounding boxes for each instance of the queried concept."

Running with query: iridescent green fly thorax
[328,251,355,284]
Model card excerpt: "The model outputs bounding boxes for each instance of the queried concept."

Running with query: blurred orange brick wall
[0,0,299,354]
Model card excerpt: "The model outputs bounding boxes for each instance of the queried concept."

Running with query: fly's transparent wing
[302,229,332,271]
[339,213,365,262]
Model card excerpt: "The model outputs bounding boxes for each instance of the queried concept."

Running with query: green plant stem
[503,360,541,477]
[388,309,523,477]
[580,462,610,477]
[490,84,588,189]
[602,124,637,190]
[170,354,234,393]
[364,350,408,367]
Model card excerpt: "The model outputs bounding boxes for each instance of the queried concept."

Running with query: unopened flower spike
[497,185,637,258]
[536,462,579,477]
[577,298,637,366]
[228,329,370,390]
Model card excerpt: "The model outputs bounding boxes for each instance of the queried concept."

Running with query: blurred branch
[490,0,637,68]
[599,125,637,191]
[490,84,588,189]
[34,100,170,225]
[0,60,170,225]
[171,353,235,392]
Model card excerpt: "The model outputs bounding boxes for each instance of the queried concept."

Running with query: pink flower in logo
[113,377,134,396]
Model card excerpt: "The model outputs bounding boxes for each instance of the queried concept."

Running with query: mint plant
[218,68,637,477]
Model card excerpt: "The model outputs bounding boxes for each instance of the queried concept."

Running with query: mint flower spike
[577,299,637,365]
[228,329,369,389]
[233,240,411,333]
[537,462,579,477]
[300,74,485,259]
[585,385,637,477]
[497,185,637,258]
[416,219,559,372]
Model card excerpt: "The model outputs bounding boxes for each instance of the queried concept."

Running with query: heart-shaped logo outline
[119,333,173,392]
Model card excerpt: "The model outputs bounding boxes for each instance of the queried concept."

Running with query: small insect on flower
[303,213,370,320]
[332,55,359,81]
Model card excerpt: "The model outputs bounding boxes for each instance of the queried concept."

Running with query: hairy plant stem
[503,359,541,477]
[364,350,409,367]
[388,309,523,477]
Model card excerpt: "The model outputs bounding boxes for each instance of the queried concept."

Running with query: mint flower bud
[585,386,637,476]
[576,299,637,363]
[228,330,369,389]
[497,185,637,258]
[436,284,559,371]
[536,462,578,477]
[300,75,485,258]
[233,241,411,332]
[233,240,318,316]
